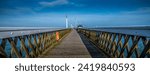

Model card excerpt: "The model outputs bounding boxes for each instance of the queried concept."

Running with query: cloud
[0,7,36,15]
[0,12,150,27]
[0,13,67,27]
[70,2,85,7]
[121,7,150,15]
[39,0,69,7]
[39,0,84,7]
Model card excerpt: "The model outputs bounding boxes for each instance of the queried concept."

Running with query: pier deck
[40,29,107,58]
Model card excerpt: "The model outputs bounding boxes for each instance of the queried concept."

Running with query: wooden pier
[0,28,149,58]
[39,29,91,58]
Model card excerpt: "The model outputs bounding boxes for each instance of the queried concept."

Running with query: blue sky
[0,0,150,27]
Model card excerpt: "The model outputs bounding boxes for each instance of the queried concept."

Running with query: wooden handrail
[0,29,71,58]
[78,28,150,58]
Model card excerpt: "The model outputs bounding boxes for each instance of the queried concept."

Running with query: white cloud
[121,7,150,15]
[39,0,84,7]
[70,2,85,7]
[0,12,150,27]
[39,0,69,7]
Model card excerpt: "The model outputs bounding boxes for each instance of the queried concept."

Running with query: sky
[0,0,150,28]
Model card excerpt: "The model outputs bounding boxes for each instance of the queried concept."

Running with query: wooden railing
[78,28,150,58]
[0,29,71,58]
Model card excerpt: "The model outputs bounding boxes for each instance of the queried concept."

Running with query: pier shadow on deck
[78,32,108,58]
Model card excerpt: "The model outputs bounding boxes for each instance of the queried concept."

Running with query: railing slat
[140,40,150,57]
[8,38,22,58]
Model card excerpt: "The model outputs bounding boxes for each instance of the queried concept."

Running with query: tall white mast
[66,16,68,28]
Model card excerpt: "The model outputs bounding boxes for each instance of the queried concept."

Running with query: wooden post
[19,36,30,58]
[8,38,22,58]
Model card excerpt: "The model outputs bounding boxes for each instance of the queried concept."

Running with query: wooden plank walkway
[40,29,91,58]
[40,29,107,58]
